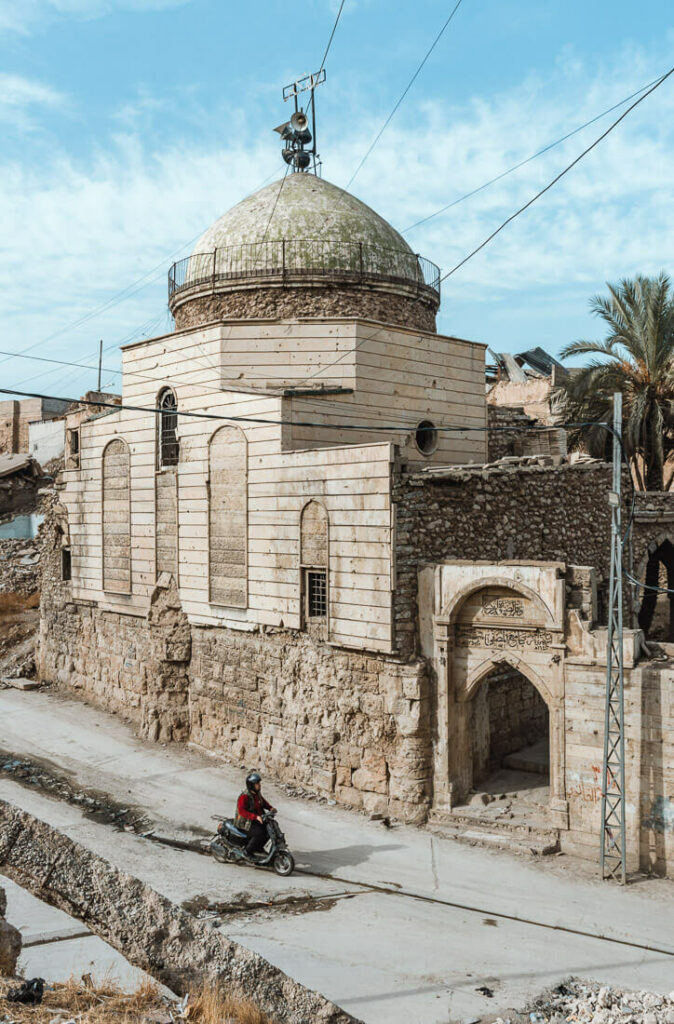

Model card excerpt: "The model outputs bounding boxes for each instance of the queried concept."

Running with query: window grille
[158,388,179,468]
[69,429,80,455]
[306,569,327,619]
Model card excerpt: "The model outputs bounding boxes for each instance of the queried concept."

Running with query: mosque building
[39,153,674,876]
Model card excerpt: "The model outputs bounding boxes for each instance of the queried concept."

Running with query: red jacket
[237,790,271,822]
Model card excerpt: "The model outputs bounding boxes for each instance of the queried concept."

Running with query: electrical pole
[97,339,103,392]
[600,391,626,883]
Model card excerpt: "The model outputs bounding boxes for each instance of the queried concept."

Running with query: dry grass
[0,976,272,1023]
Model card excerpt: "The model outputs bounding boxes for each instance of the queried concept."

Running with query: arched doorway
[638,539,674,642]
[468,661,551,827]
[430,572,567,831]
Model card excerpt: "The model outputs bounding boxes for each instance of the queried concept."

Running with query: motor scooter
[210,809,295,876]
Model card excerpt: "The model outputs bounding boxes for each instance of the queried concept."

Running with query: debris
[2,677,40,691]
[477,985,495,997]
[7,978,45,1005]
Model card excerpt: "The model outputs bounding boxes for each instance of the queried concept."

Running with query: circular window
[415,420,438,456]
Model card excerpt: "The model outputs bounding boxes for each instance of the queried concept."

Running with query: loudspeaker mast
[274,70,326,174]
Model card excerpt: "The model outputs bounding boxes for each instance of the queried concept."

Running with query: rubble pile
[490,979,674,1024]
[0,540,40,596]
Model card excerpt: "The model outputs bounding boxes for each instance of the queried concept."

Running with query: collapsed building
[36,171,674,876]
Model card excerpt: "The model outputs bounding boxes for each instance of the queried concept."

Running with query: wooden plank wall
[286,322,487,464]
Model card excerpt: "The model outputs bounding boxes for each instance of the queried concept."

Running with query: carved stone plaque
[481,594,524,618]
[456,625,553,651]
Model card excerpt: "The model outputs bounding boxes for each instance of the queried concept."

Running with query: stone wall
[190,625,430,822]
[487,405,533,461]
[0,402,19,455]
[484,666,548,771]
[39,500,431,824]
[39,508,191,744]
[0,801,359,1023]
[172,283,437,334]
[393,459,617,657]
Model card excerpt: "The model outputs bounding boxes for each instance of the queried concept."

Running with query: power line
[0,383,631,442]
[345,0,465,190]
[439,66,674,284]
[402,72,666,233]
[318,0,346,73]
[0,165,283,373]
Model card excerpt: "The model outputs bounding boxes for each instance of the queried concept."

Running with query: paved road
[1,687,673,1024]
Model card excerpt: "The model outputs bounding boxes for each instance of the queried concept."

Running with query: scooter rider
[235,772,277,860]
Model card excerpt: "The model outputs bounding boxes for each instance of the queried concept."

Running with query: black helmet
[246,771,261,792]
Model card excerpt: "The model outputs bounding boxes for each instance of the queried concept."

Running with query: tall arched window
[300,501,329,624]
[157,387,179,468]
[208,425,247,607]
[102,438,131,594]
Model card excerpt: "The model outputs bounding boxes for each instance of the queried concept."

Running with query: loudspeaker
[290,109,309,132]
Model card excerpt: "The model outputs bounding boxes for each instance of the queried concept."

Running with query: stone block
[352,766,388,795]
[335,785,363,809]
[336,765,351,787]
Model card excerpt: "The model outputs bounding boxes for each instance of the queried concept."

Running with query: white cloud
[0,73,67,130]
[0,0,190,35]
[1,46,673,396]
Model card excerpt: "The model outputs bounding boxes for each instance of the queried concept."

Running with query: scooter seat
[222,820,248,841]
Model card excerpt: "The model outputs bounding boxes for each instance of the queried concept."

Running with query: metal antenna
[600,391,627,883]
[274,70,326,174]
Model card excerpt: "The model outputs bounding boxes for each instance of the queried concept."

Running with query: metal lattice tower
[600,392,627,883]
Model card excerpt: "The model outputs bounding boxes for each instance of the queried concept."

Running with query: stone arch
[102,438,131,594]
[208,425,248,608]
[431,575,567,830]
[442,575,556,628]
[636,535,674,641]
[462,650,555,709]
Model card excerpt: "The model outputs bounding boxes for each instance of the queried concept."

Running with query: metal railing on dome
[168,239,441,301]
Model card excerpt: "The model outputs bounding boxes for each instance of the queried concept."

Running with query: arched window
[102,438,131,594]
[157,387,179,468]
[208,425,247,607]
[300,501,329,623]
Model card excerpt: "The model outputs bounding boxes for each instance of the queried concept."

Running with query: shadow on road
[293,843,404,871]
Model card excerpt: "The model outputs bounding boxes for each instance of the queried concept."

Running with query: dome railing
[168,239,440,301]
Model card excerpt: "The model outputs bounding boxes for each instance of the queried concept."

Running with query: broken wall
[0,801,359,1023]
[39,499,431,823]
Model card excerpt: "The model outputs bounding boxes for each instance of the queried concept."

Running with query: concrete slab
[1,687,674,1024]
[1,876,153,989]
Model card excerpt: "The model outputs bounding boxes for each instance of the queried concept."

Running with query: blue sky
[0,0,672,397]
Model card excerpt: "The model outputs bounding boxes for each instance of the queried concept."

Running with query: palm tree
[556,273,674,491]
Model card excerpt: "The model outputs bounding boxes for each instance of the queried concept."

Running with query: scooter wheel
[273,850,295,876]
[211,842,229,864]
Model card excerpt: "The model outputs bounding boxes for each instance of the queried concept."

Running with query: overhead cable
[345,0,465,189]
[439,66,674,284]
[402,72,666,233]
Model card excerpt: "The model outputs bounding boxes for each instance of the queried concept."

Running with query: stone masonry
[172,283,437,334]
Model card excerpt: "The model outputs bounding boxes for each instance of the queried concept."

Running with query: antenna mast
[274,69,326,174]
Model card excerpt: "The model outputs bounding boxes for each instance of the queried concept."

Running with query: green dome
[192,173,413,257]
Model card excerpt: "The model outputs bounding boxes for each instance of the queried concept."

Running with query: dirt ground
[0,976,269,1024]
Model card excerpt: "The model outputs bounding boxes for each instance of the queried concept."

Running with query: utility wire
[402,72,666,233]
[0,165,282,373]
[345,0,465,189]
[439,66,674,284]
[0,383,636,442]
[319,0,346,73]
